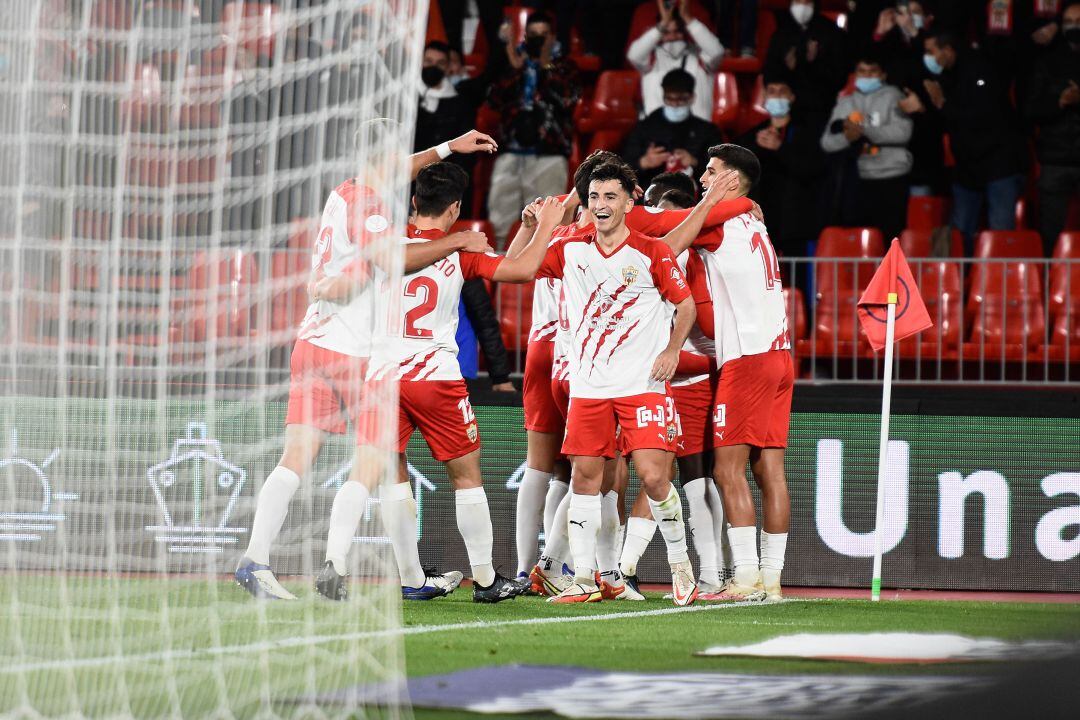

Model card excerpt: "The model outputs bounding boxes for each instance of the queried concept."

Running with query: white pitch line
[1,599,789,675]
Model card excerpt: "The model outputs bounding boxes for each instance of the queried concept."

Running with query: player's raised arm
[505,198,544,259]
[492,197,565,282]
[409,129,498,179]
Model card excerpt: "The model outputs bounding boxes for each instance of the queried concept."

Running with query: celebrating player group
[234,125,793,607]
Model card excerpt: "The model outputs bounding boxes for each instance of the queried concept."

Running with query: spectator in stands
[821,53,913,242]
[714,0,761,59]
[627,0,725,122]
[923,29,1027,253]
[643,170,699,206]
[871,0,947,195]
[1027,1,1080,255]
[485,11,581,241]
[763,0,849,122]
[622,69,724,191]
[737,74,827,256]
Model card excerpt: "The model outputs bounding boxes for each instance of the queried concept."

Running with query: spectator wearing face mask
[485,11,581,241]
[763,0,849,123]
[871,0,947,195]
[922,29,1027,253]
[1027,0,1080,255]
[627,0,725,122]
[821,54,914,243]
[736,75,828,256]
[621,68,724,191]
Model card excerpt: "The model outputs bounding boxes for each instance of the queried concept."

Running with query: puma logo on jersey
[569,520,586,528]
[577,263,590,274]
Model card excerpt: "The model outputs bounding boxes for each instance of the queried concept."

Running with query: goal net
[1,1,424,717]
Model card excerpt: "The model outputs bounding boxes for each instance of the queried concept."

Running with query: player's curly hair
[588,162,637,197]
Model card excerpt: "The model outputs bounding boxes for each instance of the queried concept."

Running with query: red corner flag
[857,239,933,352]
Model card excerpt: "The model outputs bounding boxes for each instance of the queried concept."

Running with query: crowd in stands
[422,0,1080,259]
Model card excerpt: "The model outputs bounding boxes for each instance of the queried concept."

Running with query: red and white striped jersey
[297,180,392,358]
[369,225,503,382]
[548,222,586,383]
[672,249,715,387]
[529,278,561,343]
[537,228,691,399]
[694,212,790,368]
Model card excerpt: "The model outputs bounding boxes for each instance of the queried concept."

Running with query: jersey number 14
[750,232,781,290]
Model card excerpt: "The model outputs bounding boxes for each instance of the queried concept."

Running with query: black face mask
[1064,27,1080,46]
[524,35,546,58]
[421,65,445,88]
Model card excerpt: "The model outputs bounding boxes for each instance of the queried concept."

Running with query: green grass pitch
[2,576,1078,719]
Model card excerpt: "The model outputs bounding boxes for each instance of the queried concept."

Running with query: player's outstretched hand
[449,129,498,155]
[535,196,565,227]
[650,348,679,382]
[450,230,494,254]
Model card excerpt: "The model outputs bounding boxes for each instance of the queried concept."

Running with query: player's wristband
[435,141,452,159]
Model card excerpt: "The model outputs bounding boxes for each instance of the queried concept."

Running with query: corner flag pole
[870,291,898,602]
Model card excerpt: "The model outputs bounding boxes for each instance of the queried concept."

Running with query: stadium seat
[587,128,631,157]
[222,1,278,61]
[967,293,1046,356]
[575,70,641,134]
[451,219,497,249]
[782,286,807,341]
[498,280,533,353]
[720,8,772,73]
[186,249,260,342]
[813,290,868,354]
[904,261,963,352]
[898,228,964,258]
[624,1,711,58]
[974,229,1043,259]
[1049,231,1080,327]
[91,0,135,30]
[732,74,768,135]
[121,63,167,133]
[270,249,308,335]
[711,71,740,129]
[1015,196,1028,229]
[815,226,885,297]
[906,196,950,231]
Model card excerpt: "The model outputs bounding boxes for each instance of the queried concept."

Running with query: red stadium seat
[967,293,1046,356]
[498,280,533,353]
[782,287,807,340]
[967,261,1043,348]
[815,226,885,297]
[185,249,260,342]
[1049,232,1080,327]
[906,261,963,351]
[222,1,278,61]
[813,290,867,352]
[974,229,1043,259]
[906,196,950,231]
[450,219,497,249]
[575,70,641,134]
[624,1,711,58]
[898,228,964,258]
[587,128,631,157]
[733,74,768,135]
[121,63,167,133]
[711,71,740,129]
[269,249,308,335]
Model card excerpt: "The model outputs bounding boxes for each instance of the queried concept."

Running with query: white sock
[647,486,690,565]
[245,466,301,565]
[760,530,788,588]
[567,492,602,583]
[380,482,425,588]
[539,488,571,572]
[515,468,550,575]
[543,478,569,539]
[727,525,760,587]
[595,490,621,578]
[683,478,719,586]
[705,480,733,579]
[325,481,370,574]
[455,487,495,587]
[619,516,656,576]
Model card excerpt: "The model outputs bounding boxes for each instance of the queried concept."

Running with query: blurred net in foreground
[1,1,424,717]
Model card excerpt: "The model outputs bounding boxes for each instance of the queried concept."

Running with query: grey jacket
[820,84,913,180]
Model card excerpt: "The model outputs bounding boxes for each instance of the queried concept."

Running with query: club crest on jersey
[666,422,678,443]
[622,265,640,286]
[466,423,478,443]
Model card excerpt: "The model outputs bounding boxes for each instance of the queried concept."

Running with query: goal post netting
[1,1,425,717]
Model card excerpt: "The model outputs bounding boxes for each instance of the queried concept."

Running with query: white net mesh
[1,1,424,716]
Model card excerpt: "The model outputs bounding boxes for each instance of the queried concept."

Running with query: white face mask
[661,40,687,57]
[790,2,813,26]
[662,104,692,123]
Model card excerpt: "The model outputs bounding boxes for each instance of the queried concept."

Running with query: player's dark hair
[658,189,695,210]
[424,40,451,56]
[574,150,629,201]
[588,162,637,197]
[413,162,468,217]
[648,171,697,200]
[525,11,554,30]
[706,143,761,191]
[925,28,956,50]
[661,68,696,95]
